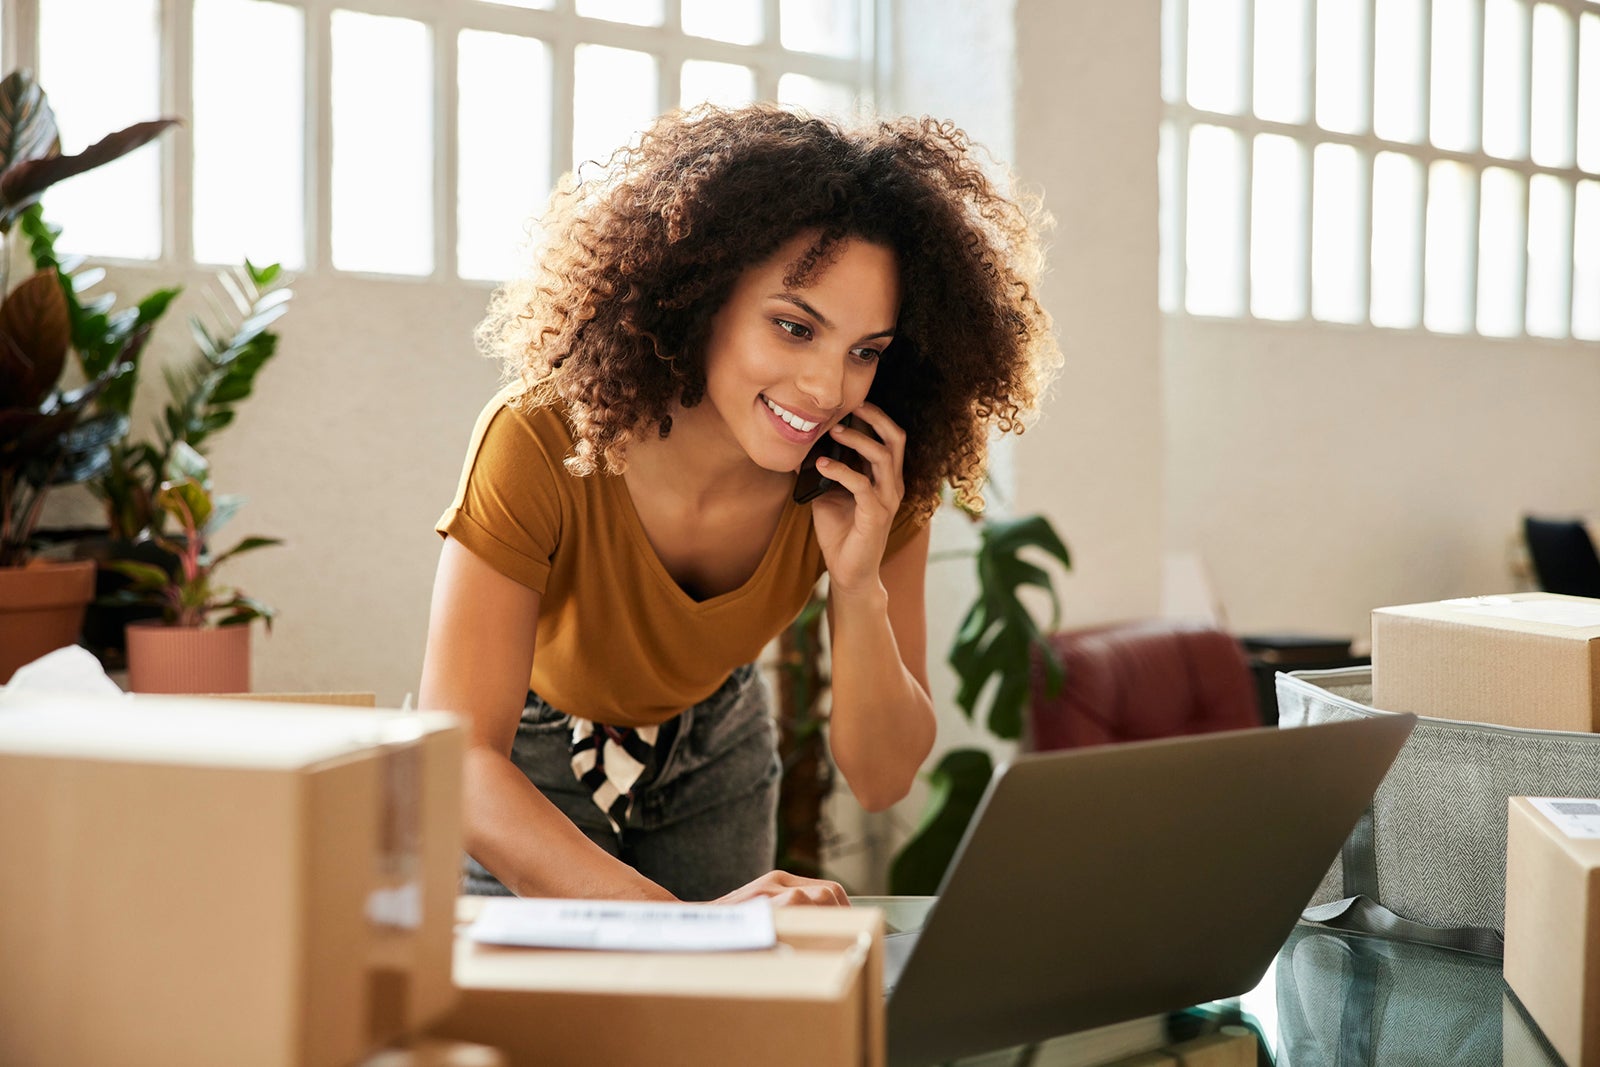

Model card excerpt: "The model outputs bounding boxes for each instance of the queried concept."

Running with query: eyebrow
[770,293,896,342]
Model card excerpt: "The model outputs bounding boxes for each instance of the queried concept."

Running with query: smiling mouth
[761,395,821,434]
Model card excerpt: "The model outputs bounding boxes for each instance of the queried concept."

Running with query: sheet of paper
[1530,797,1600,839]
[466,897,777,952]
[1441,596,1600,629]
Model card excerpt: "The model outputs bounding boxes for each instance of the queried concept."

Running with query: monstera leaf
[887,747,995,896]
[948,514,1072,740]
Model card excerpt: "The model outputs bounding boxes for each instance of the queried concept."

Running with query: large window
[1162,0,1600,341]
[4,0,878,283]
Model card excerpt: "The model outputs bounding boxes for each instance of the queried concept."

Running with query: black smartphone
[793,413,874,504]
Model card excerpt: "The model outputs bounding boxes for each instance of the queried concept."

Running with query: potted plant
[0,69,178,681]
[103,444,281,694]
[889,511,1071,894]
[19,198,290,668]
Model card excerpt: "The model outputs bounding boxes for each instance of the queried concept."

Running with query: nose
[794,350,848,413]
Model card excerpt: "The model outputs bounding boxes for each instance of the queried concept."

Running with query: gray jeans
[463,663,782,901]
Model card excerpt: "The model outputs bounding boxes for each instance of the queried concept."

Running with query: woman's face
[700,231,899,474]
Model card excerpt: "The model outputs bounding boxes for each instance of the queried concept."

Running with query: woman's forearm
[825,581,936,812]
[462,745,677,900]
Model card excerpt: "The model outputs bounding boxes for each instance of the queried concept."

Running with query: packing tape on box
[368,716,427,932]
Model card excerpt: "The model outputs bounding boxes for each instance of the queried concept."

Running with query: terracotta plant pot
[125,621,252,694]
[0,559,97,684]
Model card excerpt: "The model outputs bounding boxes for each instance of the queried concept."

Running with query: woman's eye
[852,347,883,364]
[774,318,812,339]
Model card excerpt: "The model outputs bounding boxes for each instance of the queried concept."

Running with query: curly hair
[475,104,1061,518]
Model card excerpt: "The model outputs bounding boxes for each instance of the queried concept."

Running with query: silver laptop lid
[886,713,1415,1067]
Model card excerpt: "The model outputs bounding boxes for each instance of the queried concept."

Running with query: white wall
[50,265,502,704]
[1166,318,1600,644]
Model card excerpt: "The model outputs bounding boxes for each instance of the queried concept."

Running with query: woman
[421,104,1059,905]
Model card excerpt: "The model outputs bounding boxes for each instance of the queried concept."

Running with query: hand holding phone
[793,413,876,504]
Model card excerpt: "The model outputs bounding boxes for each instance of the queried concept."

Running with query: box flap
[0,693,456,770]
[1376,594,1600,642]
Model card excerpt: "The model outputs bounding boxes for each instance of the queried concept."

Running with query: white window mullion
[309,0,333,274]
[552,27,576,180]
[1358,0,1376,321]
[1299,0,1315,320]
[660,0,683,108]
[1413,0,1433,325]
[1240,0,1255,318]
[1171,0,1190,315]
[165,0,195,267]
[435,12,457,283]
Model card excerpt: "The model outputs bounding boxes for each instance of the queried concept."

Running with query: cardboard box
[0,693,464,1067]
[1505,796,1600,1067]
[429,897,885,1067]
[1372,593,1600,730]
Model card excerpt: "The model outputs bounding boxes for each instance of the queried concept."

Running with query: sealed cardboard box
[1504,796,1600,1067]
[429,897,884,1067]
[1372,593,1600,730]
[0,693,464,1067]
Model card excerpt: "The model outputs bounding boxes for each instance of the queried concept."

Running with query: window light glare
[573,45,658,175]
[779,0,859,58]
[1316,0,1370,135]
[576,0,664,28]
[1481,0,1531,159]
[683,0,761,45]
[330,9,434,276]
[1374,0,1428,144]
[1185,124,1247,317]
[193,0,305,271]
[1431,0,1480,152]
[1476,166,1527,337]
[1311,143,1366,323]
[457,30,552,283]
[1580,14,1600,173]
[1532,3,1578,168]
[1424,160,1476,333]
[1371,152,1424,330]
[1526,175,1574,339]
[682,61,757,110]
[1573,181,1600,340]
[38,0,162,260]
[1188,0,1248,115]
[1250,134,1307,320]
[1253,0,1310,123]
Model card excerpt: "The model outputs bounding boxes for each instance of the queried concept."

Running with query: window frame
[3,0,883,283]
[1162,0,1600,341]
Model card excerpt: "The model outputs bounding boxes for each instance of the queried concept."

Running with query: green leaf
[157,477,212,531]
[164,440,209,482]
[105,560,172,591]
[983,514,1071,570]
[887,748,994,896]
[211,535,283,568]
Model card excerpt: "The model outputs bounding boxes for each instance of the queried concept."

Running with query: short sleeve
[435,397,564,593]
[882,499,929,562]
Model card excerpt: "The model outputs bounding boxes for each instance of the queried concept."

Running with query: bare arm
[419,536,676,900]
[826,523,936,811]
[421,537,850,904]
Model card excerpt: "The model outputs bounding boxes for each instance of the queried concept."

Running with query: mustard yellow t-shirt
[436,391,926,728]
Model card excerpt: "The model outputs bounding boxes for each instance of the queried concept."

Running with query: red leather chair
[1026,620,1261,751]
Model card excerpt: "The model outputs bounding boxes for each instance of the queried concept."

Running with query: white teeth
[763,397,818,433]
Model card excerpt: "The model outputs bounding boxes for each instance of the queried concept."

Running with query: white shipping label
[466,897,777,952]
[1529,797,1600,839]
[1441,596,1600,629]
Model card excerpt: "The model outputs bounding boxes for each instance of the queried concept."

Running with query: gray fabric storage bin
[1277,666,1600,936]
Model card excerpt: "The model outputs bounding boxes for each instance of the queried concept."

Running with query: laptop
[875,713,1416,1066]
